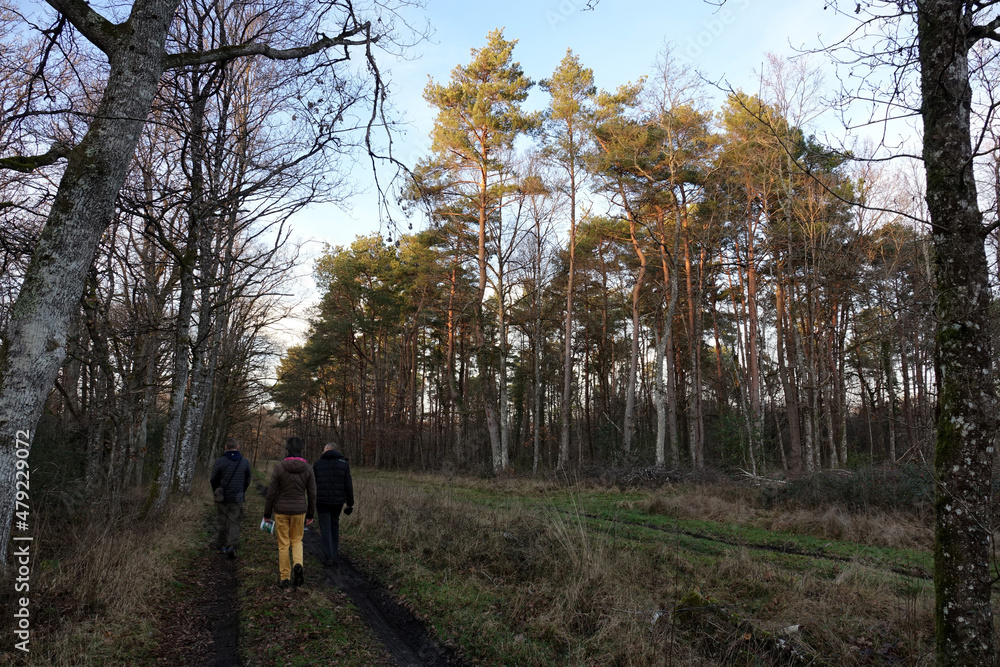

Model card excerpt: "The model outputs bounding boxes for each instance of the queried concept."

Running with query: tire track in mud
[208,547,240,667]
[153,512,240,666]
[255,481,465,667]
[567,509,933,581]
[302,531,465,667]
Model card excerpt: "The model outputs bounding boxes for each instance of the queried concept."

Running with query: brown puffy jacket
[264,457,317,519]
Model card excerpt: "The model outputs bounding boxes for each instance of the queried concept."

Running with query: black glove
[344,506,353,515]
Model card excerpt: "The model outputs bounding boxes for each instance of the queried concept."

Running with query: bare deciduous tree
[0,0,412,563]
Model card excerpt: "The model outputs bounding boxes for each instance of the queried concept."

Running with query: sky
[274,0,860,342]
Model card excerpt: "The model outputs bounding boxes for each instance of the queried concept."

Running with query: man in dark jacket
[210,438,252,559]
[313,441,355,566]
[264,436,316,588]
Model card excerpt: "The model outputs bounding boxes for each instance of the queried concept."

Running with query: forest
[3,0,1000,664]
[272,33,943,479]
[0,0,401,511]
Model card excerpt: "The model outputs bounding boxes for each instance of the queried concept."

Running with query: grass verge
[338,469,951,665]
[0,482,210,666]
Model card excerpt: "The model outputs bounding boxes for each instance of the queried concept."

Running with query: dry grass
[339,470,943,665]
[765,506,932,550]
[347,477,697,664]
[639,485,761,525]
[0,480,210,666]
[640,485,933,551]
[381,470,934,551]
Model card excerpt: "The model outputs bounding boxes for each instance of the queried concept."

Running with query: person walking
[263,436,316,588]
[210,438,252,559]
[313,441,354,566]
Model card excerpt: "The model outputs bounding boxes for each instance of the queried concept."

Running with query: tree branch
[968,14,1000,42]
[0,140,74,173]
[44,0,118,55]
[163,23,374,70]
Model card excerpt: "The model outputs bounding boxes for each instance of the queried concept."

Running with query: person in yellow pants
[264,436,316,587]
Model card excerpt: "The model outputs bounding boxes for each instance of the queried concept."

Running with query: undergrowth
[0,481,209,666]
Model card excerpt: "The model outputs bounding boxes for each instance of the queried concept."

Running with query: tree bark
[917,3,997,664]
[0,0,180,562]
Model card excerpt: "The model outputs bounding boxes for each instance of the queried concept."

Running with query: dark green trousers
[215,501,244,548]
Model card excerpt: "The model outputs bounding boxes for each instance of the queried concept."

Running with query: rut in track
[153,513,240,667]
[207,549,239,667]
[568,509,932,580]
[302,529,465,667]
[256,481,466,666]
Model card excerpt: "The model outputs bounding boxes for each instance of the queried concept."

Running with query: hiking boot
[227,546,236,560]
[278,579,291,589]
[293,563,304,587]
[216,545,227,555]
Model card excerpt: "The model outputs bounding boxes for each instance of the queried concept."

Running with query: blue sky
[294,0,856,246]
[277,0,858,338]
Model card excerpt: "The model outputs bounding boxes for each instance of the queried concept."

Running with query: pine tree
[541,49,595,471]
[415,29,537,473]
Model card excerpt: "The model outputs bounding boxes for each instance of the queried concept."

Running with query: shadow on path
[153,512,240,667]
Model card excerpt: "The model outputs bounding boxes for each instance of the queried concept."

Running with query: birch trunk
[685,235,705,468]
[151,248,195,513]
[533,223,543,474]
[559,175,576,471]
[176,214,219,493]
[775,278,803,471]
[788,291,814,473]
[623,216,646,457]
[652,322,668,467]
[497,291,510,472]
[661,208,682,467]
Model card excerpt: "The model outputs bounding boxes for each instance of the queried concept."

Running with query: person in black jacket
[210,438,252,559]
[312,441,354,566]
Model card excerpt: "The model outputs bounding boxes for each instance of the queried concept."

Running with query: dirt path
[208,549,240,667]
[253,481,465,666]
[153,514,241,666]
